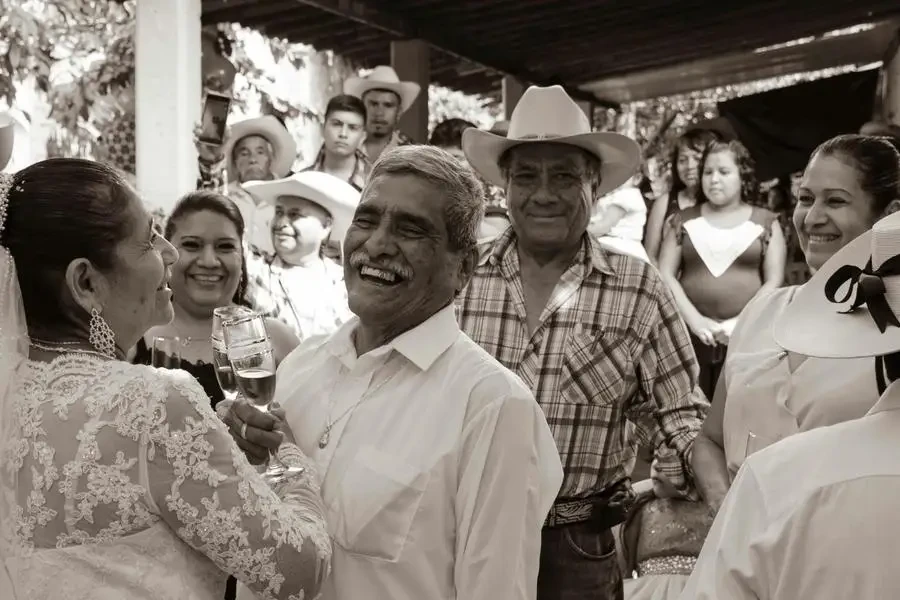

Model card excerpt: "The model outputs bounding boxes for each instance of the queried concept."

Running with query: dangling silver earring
[89,307,116,358]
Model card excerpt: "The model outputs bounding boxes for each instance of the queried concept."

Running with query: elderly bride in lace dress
[0,159,331,599]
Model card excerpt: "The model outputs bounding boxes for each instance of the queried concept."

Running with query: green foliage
[428,84,502,134]
[597,64,866,187]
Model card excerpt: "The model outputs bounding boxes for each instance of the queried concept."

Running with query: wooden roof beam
[290,0,619,109]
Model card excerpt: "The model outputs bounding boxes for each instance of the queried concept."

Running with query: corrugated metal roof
[202,0,900,104]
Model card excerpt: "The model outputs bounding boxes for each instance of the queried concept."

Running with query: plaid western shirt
[302,144,370,191]
[359,129,414,162]
[457,228,708,499]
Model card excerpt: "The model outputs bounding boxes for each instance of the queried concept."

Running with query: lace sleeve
[144,370,331,600]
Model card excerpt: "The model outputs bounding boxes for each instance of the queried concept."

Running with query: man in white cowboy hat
[231,144,562,600]
[241,170,358,341]
[197,114,298,255]
[682,209,900,599]
[344,65,419,162]
[458,85,709,599]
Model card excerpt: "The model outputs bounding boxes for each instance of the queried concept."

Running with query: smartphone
[199,91,232,145]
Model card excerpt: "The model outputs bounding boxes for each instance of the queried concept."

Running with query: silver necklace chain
[318,359,401,449]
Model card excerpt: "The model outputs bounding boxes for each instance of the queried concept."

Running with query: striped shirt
[457,228,708,499]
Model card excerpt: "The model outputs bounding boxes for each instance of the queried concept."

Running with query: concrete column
[390,39,430,143]
[502,76,525,119]
[136,0,202,215]
[885,28,900,126]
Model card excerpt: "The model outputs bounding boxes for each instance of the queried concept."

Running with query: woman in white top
[692,134,900,512]
[0,159,330,599]
[590,176,650,262]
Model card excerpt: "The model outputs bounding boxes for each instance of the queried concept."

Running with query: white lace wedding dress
[0,354,331,600]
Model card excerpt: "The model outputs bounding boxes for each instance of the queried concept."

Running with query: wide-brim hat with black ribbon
[223,115,297,180]
[243,171,361,242]
[775,211,900,358]
[461,85,641,197]
[343,66,421,114]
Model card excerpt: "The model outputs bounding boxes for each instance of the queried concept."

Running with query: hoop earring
[89,307,117,358]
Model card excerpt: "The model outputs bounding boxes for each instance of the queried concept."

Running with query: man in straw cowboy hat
[241,170,358,341]
[230,144,562,600]
[197,114,298,255]
[458,85,709,599]
[682,206,900,599]
[344,65,419,162]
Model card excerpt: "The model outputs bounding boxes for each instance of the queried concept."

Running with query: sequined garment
[638,555,697,577]
[635,498,713,573]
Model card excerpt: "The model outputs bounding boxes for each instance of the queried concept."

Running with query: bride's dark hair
[3,158,135,330]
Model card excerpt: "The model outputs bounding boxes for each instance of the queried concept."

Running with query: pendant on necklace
[318,429,331,449]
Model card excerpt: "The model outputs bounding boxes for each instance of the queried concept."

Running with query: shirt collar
[310,145,369,182]
[866,378,900,416]
[360,130,408,159]
[325,303,460,372]
[480,226,616,277]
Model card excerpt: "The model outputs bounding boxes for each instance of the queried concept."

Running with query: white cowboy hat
[243,171,361,242]
[775,211,900,358]
[0,113,15,171]
[343,66,421,114]
[461,85,641,196]
[223,115,297,180]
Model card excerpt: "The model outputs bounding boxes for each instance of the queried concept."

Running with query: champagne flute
[224,312,303,484]
[151,336,182,369]
[212,305,252,402]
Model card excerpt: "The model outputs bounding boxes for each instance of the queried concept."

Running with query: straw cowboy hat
[775,211,900,358]
[461,85,642,197]
[343,66,421,114]
[243,171,361,242]
[0,113,15,171]
[223,115,297,180]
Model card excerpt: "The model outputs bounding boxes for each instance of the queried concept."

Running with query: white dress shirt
[681,378,900,599]
[225,182,275,255]
[259,303,562,600]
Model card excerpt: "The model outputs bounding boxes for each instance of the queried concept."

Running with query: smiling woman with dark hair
[132,190,300,412]
[691,134,900,515]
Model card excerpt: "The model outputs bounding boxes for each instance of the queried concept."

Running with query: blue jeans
[537,523,622,600]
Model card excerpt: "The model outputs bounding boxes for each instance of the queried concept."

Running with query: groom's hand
[222,398,285,464]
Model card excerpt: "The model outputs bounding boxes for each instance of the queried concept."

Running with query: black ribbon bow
[824,254,900,333]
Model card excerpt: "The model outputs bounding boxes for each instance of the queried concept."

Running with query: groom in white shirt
[229,144,563,600]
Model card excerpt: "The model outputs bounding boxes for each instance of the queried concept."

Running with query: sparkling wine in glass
[224,312,303,485]
[212,305,252,402]
[151,336,182,369]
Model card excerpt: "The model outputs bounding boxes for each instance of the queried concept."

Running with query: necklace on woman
[30,338,111,360]
[318,359,401,449]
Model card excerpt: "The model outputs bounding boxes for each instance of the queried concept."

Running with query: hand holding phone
[198,91,232,146]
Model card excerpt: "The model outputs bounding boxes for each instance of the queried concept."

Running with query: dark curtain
[717,70,879,180]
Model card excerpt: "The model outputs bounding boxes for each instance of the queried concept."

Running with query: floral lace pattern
[0,354,331,600]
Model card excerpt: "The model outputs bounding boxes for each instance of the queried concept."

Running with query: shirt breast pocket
[330,445,430,562]
[559,330,632,406]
